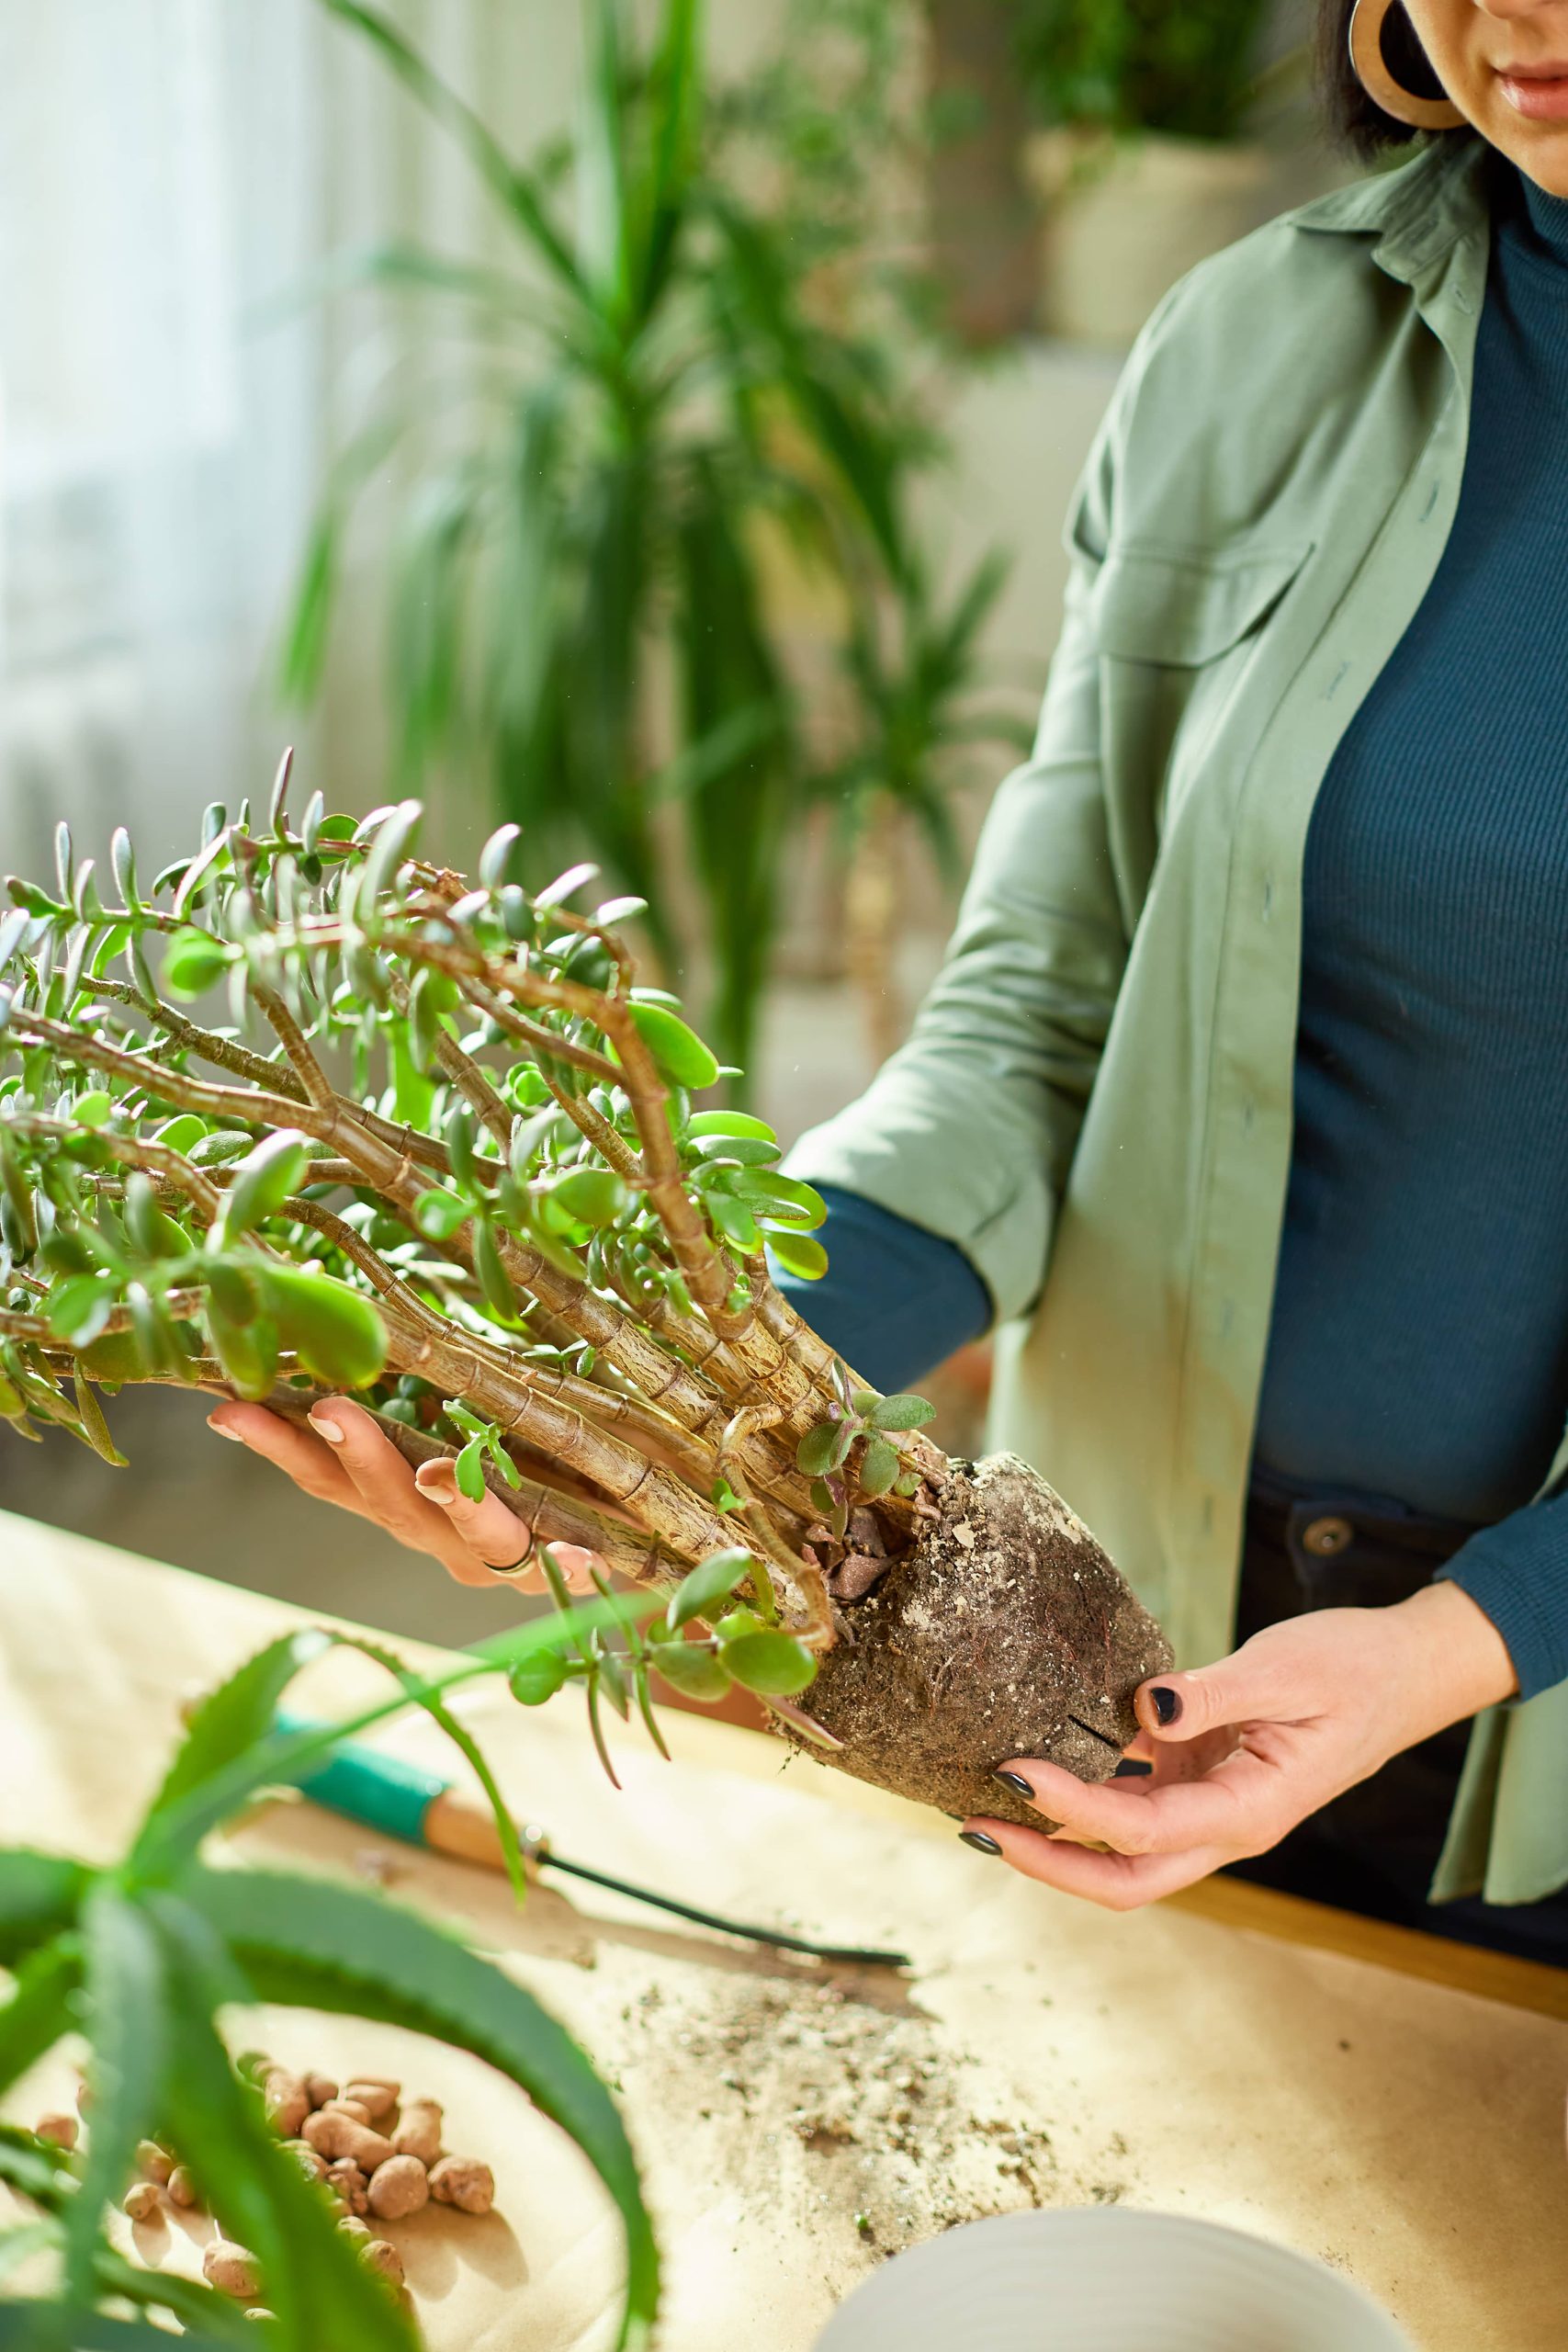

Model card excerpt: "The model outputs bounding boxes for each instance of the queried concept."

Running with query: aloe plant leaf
[0,2122,74,2212]
[0,1852,91,1968]
[149,1890,417,2350]
[0,2310,240,2350]
[180,1864,659,2350]
[135,1629,334,1848]
[0,1936,82,2104]
[134,1598,649,1880]
[64,1886,167,2304]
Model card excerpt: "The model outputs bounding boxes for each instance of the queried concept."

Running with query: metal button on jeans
[1302,1514,1355,1557]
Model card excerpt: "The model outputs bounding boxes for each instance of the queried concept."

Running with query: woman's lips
[1499,64,1568,122]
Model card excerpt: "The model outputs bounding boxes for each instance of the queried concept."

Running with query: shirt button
[1302,1514,1354,1557]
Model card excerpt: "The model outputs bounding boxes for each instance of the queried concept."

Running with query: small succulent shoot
[0,779,943,1777]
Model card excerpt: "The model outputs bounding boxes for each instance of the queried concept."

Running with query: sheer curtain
[0,0,323,880]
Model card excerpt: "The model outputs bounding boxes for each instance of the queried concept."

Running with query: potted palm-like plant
[288,0,1018,1089]
[1010,0,1296,346]
[0,781,1168,1831]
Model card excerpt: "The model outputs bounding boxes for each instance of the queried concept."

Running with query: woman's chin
[1490,105,1568,200]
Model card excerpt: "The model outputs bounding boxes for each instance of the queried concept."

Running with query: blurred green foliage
[284,0,1022,1086]
[1010,0,1278,142]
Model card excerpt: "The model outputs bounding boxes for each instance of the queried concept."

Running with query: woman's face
[1404,0,1568,196]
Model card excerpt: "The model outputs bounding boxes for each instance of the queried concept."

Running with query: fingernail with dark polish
[1113,1758,1154,1778]
[1152,1685,1182,1726]
[959,1829,1002,1857]
[992,1769,1034,1797]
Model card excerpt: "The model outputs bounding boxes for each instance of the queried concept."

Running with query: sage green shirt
[790,136,1568,1907]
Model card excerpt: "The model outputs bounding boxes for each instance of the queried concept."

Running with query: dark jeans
[1225,1475,1568,1966]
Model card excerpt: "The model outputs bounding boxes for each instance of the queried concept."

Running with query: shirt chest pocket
[1087,537,1312,839]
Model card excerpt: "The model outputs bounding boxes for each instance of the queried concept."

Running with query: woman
[214,0,1568,1961]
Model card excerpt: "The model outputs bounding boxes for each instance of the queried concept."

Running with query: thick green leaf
[857,1433,900,1499]
[72,1374,128,1467]
[795,1419,852,1476]
[412,1186,469,1241]
[509,1649,567,1706]
[456,1437,487,1502]
[472,1219,518,1318]
[627,1001,719,1091]
[734,1170,825,1228]
[647,1640,731,1702]
[767,1229,827,1281]
[664,1546,752,1633]
[355,797,423,911]
[161,927,230,1000]
[685,1109,776,1143]
[203,1299,278,1402]
[716,1630,817,1697]
[260,1264,389,1387]
[44,1277,114,1348]
[0,1853,90,1969]
[866,1392,936,1432]
[182,1864,659,2348]
[220,1133,309,1238]
[705,1191,760,1254]
[547,1168,626,1227]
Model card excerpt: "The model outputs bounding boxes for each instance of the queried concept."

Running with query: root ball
[797,1454,1173,1825]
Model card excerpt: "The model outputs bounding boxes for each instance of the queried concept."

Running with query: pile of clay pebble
[33,2057,496,2322]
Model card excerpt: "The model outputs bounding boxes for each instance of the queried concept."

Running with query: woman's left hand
[964,1582,1518,1910]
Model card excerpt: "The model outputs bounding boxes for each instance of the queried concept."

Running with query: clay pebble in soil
[798,1454,1172,1826]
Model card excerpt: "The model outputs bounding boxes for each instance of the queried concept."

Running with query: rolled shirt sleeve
[769,1184,991,1395]
[1439,1499,1568,1702]
[784,564,1130,1325]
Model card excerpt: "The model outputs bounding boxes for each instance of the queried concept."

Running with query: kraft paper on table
[1,1510,1565,2351]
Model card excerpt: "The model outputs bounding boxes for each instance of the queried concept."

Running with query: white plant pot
[1026,127,1282,348]
[812,2208,1415,2352]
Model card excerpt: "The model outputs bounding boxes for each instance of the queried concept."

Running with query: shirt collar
[1292,135,1492,288]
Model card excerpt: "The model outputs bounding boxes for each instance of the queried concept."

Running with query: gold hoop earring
[1348,0,1465,130]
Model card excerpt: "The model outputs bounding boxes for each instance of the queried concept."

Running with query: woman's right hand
[206,1396,597,1595]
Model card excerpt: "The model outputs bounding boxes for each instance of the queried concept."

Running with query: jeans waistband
[1247,1464,1483,1569]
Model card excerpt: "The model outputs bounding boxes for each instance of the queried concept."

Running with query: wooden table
[2,1510,1565,2350]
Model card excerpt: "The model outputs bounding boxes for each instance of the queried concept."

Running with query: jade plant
[0,1611,660,2347]
[0,775,1168,1827]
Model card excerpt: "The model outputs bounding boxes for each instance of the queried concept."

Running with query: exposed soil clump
[797,1454,1173,1824]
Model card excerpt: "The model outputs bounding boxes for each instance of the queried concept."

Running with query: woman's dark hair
[1316,0,1462,159]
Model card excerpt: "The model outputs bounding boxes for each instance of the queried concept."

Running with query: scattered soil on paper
[604,1968,1138,2276]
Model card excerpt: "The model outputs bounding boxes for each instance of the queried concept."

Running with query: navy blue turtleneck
[779,164,1568,1701]
[1254,160,1568,1697]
